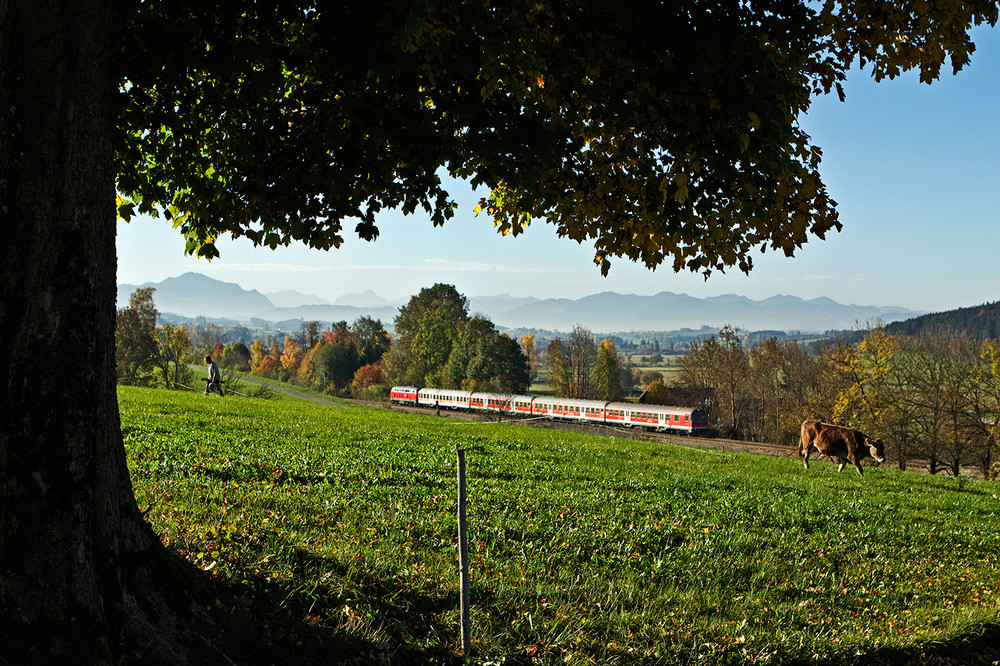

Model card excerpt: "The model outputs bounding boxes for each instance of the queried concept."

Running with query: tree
[253,340,282,378]
[546,339,572,398]
[219,341,252,372]
[313,340,360,391]
[324,321,351,345]
[977,340,1000,479]
[352,361,387,393]
[384,284,469,386]
[828,328,921,469]
[465,333,531,395]
[296,342,323,388]
[521,334,539,384]
[351,316,391,367]
[115,287,160,384]
[443,315,499,389]
[280,335,303,373]
[118,2,998,277]
[619,355,637,394]
[640,369,665,388]
[155,323,194,389]
[301,320,322,348]
[679,326,750,438]
[5,0,997,660]
[593,338,623,402]
[249,338,267,374]
[565,325,598,398]
[643,379,673,406]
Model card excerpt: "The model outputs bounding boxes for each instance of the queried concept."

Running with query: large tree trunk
[0,2,220,662]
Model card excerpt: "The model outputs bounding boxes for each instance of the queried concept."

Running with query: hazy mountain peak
[118,273,273,318]
[334,289,391,307]
[266,289,331,307]
[117,273,924,333]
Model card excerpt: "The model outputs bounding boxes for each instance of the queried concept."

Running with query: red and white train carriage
[391,386,710,435]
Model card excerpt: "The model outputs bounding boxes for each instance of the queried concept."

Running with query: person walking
[204,355,224,396]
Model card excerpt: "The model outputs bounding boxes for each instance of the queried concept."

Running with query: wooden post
[457,448,471,653]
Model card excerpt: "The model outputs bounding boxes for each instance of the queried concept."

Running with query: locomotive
[390,386,710,435]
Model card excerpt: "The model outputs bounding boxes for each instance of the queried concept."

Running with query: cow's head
[866,437,886,464]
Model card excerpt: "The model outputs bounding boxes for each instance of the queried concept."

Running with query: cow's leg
[801,438,811,469]
[851,456,865,476]
[837,456,848,473]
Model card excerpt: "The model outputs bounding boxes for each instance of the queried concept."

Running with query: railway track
[386,402,798,460]
[352,399,963,476]
[360,400,959,475]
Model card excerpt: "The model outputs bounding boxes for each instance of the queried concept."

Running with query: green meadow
[121,386,1000,664]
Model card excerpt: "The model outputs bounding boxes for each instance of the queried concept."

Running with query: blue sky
[117,26,1000,313]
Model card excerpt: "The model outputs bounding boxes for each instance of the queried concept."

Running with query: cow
[798,419,886,476]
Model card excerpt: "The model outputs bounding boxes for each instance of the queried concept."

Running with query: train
[390,386,711,435]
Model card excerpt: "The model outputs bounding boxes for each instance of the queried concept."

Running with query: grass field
[121,386,1000,664]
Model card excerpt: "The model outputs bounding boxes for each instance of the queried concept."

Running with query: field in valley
[121,386,1000,664]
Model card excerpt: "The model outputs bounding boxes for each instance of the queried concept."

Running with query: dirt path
[189,365,349,408]
[233,374,350,408]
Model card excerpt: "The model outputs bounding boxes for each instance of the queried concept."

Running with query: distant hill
[118,273,273,319]
[265,289,332,307]
[886,301,1000,338]
[118,273,924,333]
[468,294,541,317]
[333,289,395,308]
[117,273,399,323]
[486,291,921,332]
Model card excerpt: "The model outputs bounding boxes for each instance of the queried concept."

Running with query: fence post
[457,448,471,653]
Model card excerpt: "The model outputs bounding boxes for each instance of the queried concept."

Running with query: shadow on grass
[158,522,1000,666]
[212,538,464,665]
[858,624,1000,666]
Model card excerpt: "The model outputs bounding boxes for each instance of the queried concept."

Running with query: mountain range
[117,272,925,333]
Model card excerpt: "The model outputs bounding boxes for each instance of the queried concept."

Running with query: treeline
[544,325,635,401]
[677,325,1000,479]
[115,283,532,399]
[383,284,530,395]
[887,300,1000,339]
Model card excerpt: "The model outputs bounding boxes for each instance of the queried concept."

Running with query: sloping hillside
[121,386,1000,664]
[887,301,1000,338]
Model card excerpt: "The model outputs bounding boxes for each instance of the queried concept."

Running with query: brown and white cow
[799,419,886,476]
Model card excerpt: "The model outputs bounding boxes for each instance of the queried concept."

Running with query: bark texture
[0,2,219,662]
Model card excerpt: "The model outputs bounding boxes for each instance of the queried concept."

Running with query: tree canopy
[116,1,999,278]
